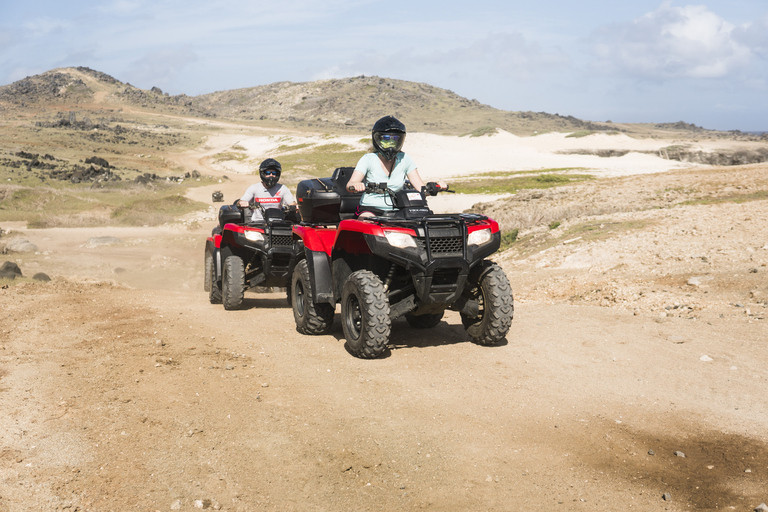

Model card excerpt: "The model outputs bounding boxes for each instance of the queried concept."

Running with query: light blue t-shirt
[354,152,417,210]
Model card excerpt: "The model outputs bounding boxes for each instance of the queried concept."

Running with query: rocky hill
[0,67,619,135]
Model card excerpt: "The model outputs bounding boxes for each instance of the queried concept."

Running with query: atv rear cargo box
[218,204,243,227]
[296,178,341,224]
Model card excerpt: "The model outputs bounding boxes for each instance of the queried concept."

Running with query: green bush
[500,229,519,250]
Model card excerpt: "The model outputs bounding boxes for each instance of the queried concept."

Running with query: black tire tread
[343,270,390,359]
[462,261,513,346]
[222,255,245,310]
[292,259,334,335]
[204,251,213,292]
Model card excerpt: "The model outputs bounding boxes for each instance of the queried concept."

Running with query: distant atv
[204,202,299,309]
[290,167,513,358]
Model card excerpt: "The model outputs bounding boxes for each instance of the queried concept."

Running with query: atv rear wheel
[208,254,222,304]
[405,311,444,329]
[292,259,334,334]
[342,270,391,359]
[204,251,213,292]
[461,261,513,346]
[222,255,245,310]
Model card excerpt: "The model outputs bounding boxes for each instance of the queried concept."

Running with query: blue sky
[1,1,767,131]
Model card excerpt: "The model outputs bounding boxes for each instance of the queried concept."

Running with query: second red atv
[290,167,513,358]
[204,202,299,309]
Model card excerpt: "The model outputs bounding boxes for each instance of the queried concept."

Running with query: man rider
[238,158,296,222]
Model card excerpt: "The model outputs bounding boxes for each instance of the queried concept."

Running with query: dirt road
[2,140,768,510]
[2,219,767,512]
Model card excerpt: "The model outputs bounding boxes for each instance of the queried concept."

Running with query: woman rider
[346,115,447,218]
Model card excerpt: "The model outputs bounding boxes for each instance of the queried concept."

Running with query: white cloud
[22,17,70,38]
[312,31,569,84]
[591,4,754,80]
[124,46,198,90]
[97,0,144,15]
[7,66,47,83]
[733,13,768,58]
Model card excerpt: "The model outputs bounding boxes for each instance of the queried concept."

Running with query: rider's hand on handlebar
[237,200,250,209]
[347,182,366,193]
[424,181,451,196]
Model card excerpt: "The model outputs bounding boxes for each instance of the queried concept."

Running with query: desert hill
[0,66,737,137]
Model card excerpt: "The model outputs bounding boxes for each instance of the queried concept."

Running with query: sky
[1,1,767,131]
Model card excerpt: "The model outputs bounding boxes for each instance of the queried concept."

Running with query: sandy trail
[1,126,767,511]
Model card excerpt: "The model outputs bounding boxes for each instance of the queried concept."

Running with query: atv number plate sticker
[407,192,422,201]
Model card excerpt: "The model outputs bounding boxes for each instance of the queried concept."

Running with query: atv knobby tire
[405,311,444,329]
[342,270,391,359]
[461,261,513,346]
[209,254,222,305]
[222,255,245,310]
[292,259,334,334]
[204,250,213,292]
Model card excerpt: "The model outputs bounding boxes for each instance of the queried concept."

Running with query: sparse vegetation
[0,182,211,228]
[566,131,594,138]
[212,151,248,163]
[471,168,588,178]
[467,126,497,137]
[499,229,519,251]
[110,194,207,226]
[277,143,366,179]
[681,190,768,206]
[451,173,593,194]
[276,143,312,153]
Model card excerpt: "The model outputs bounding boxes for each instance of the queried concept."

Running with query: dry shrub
[472,185,623,232]
[27,208,113,228]
[0,184,23,203]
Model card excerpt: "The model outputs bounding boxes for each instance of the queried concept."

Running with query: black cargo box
[218,204,243,228]
[296,178,341,224]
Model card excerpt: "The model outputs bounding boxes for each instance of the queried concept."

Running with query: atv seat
[332,167,362,220]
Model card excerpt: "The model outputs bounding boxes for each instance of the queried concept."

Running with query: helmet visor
[373,132,405,153]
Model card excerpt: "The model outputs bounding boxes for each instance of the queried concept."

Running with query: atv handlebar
[365,182,389,194]
[423,182,453,196]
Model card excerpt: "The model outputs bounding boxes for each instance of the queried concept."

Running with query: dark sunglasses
[263,170,278,176]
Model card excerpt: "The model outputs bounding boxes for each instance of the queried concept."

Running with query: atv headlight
[244,230,264,242]
[385,231,416,249]
[468,228,492,246]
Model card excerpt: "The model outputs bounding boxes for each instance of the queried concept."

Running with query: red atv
[290,167,513,358]
[204,202,299,309]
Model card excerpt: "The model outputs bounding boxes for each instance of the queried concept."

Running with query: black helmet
[372,115,406,161]
[259,158,282,188]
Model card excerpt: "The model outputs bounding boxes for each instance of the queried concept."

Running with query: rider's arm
[346,169,367,193]
[238,185,255,208]
[281,186,297,206]
[407,169,448,192]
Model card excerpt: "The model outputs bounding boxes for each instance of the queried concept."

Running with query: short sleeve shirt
[240,183,295,222]
[354,152,417,210]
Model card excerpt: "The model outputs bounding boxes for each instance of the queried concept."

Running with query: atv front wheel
[222,255,245,310]
[342,270,391,358]
[405,311,444,329]
[292,259,334,334]
[461,261,513,346]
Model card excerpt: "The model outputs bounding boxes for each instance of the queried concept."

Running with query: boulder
[4,238,38,253]
[0,261,22,280]
[32,272,51,282]
[85,236,123,248]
